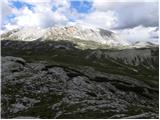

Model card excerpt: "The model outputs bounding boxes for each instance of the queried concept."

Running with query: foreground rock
[1,56,158,118]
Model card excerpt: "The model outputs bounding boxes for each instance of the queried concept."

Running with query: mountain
[1,25,159,118]
[1,25,130,49]
[2,25,158,49]
[1,27,46,41]
[132,41,158,48]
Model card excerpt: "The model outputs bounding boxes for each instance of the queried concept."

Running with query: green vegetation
[1,40,159,119]
[2,43,159,88]
[1,40,159,89]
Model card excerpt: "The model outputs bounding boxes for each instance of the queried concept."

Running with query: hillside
[1,25,159,119]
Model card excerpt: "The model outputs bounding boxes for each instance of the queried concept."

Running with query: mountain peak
[2,25,130,48]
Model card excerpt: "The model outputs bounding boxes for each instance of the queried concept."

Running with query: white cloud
[13,6,68,28]
[1,0,13,24]
[115,26,159,43]
[1,0,159,44]
[2,0,70,30]
[2,22,18,30]
[92,1,158,29]
[90,0,159,43]
[3,0,158,30]
[75,11,118,29]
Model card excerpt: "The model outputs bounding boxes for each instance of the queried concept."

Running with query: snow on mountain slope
[1,25,130,47]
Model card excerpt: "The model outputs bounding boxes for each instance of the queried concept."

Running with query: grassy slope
[1,41,159,118]
[2,45,159,88]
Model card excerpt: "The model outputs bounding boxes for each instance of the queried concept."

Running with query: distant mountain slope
[1,40,159,83]
[2,25,158,49]
[132,41,158,48]
[1,27,46,41]
[1,25,130,48]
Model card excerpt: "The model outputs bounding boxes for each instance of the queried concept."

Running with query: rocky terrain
[1,55,158,119]
[1,25,130,49]
[1,25,159,118]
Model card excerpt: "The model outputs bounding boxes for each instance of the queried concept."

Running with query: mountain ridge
[1,25,129,48]
[1,25,158,49]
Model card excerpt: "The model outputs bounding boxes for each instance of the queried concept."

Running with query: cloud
[14,7,68,28]
[2,0,71,30]
[114,25,159,43]
[2,22,18,31]
[74,10,118,29]
[3,0,158,30]
[90,0,159,43]
[116,2,158,29]
[92,0,159,29]
[1,0,14,24]
[1,0,159,43]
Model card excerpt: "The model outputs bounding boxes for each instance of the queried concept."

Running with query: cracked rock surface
[1,56,158,119]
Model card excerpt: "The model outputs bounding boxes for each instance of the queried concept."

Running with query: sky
[0,0,159,43]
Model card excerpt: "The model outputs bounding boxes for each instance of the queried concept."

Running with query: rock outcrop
[1,56,158,119]
[1,25,129,48]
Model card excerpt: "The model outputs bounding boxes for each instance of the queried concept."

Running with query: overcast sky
[1,0,159,43]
